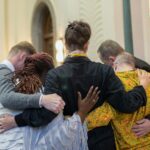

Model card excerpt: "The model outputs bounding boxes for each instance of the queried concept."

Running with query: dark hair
[13,52,54,94]
[9,41,36,56]
[97,40,124,63]
[65,21,91,51]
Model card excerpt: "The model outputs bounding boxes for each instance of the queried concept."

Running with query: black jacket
[15,56,146,150]
[134,57,150,72]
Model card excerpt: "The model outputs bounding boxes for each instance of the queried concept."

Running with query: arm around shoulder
[104,66,146,113]
[0,67,41,109]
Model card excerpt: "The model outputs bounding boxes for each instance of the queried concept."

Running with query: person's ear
[19,52,25,60]
[18,52,28,62]
[108,56,116,66]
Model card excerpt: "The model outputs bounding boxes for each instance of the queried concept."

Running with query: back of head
[24,52,54,76]
[13,52,54,94]
[65,21,91,51]
[8,41,36,57]
[114,52,135,69]
[97,40,124,63]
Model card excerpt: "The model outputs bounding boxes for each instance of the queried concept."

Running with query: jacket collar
[1,59,15,72]
[64,56,91,64]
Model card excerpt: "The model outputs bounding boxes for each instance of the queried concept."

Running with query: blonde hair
[8,41,36,57]
[114,52,135,68]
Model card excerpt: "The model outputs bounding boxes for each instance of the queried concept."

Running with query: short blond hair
[114,52,135,68]
[9,41,36,57]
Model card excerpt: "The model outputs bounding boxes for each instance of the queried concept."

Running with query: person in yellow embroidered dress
[86,52,150,150]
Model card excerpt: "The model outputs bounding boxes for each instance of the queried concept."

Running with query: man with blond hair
[0,41,64,149]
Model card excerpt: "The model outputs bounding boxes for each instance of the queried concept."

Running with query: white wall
[0,0,149,63]
[52,0,125,61]
[131,0,150,63]
[0,0,7,60]
[141,0,150,63]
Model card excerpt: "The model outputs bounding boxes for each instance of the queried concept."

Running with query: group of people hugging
[0,20,150,150]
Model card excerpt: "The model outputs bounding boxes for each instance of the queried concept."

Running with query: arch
[31,0,56,57]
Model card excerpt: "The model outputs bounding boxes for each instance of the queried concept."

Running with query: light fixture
[55,39,64,64]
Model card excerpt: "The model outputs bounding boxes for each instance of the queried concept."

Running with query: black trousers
[88,124,116,150]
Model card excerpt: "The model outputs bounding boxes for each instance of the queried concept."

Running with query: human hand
[0,114,17,133]
[138,69,150,90]
[132,118,150,137]
[77,86,100,123]
[41,94,65,114]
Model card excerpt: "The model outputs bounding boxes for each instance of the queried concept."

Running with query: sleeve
[14,70,61,127]
[104,67,147,113]
[86,102,116,131]
[134,57,150,72]
[0,67,40,109]
[15,108,57,127]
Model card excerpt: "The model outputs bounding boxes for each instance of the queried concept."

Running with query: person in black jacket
[0,52,99,150]
[0,21,149,150]
[97,40,150,139]
[96,39,150,149]
[97,39,150,72]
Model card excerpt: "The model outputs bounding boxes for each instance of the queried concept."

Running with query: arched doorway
[32,2,54,57]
